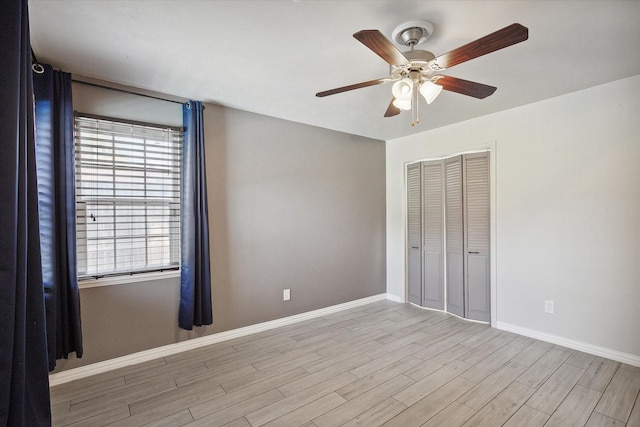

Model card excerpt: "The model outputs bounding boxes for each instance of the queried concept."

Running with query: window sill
[79,270,181,289]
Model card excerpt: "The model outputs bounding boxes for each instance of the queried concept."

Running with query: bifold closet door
[422,161,444,310]
[409,153,489,321]
[407,163,422,305]
[464,153,490,322]
[445,156,464,318]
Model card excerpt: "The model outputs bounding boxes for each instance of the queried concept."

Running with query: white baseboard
[496,321,640,368]
[385,293,403,303]
[49,293,390,386]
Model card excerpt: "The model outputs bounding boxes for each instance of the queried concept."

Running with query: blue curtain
[34,64,83,371]
[0,0,52,425]
[179,101,213,329]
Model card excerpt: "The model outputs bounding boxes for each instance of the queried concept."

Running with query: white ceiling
[29,0,640,141]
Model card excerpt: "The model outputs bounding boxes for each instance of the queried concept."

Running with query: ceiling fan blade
[353,30,409,66]
[384,98,401,117]
[316,78,388,97]
[429,23,528,71]
[433,75,497,99]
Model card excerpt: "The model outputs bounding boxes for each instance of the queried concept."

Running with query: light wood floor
[50,300,640,427]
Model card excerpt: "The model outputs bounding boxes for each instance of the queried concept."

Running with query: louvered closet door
[422,161,444,310]
[445,156,464,317]
[464,153,490,321]
[407,163,422,305]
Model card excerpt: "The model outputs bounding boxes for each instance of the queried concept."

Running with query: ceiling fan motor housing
[404,50,436,64]
[390,50,437,80]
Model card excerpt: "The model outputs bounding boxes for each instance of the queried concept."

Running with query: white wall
[386,75,640,360]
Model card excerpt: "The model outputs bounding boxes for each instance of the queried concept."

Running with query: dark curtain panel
[179,100,213,330]
[0,0,52,425]
[34,65,83,371]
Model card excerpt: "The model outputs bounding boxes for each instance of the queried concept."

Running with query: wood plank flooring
[50,300,640,426]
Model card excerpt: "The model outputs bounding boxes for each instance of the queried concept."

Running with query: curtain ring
[32,63,45,74]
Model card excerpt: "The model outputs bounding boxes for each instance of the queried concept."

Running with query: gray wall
[55,83,386,371]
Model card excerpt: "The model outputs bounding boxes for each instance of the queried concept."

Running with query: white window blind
[74,114,182,279]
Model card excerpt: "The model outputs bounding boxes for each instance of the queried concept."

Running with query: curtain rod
[71,79,187,106]
[30,46,195,107]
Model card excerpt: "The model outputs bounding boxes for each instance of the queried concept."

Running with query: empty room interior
[8,0,640,426]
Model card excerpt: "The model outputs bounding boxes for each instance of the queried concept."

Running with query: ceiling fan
[316,22,528,125]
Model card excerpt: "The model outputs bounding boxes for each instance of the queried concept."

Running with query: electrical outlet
[544,300,554,314]
[283,289,290,301]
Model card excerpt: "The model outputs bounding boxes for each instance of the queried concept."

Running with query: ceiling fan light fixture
[392,78,413,100]
[392,98,412,111]
[420,80,443,104]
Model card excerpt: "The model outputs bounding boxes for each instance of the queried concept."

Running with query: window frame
[74,112,183,282]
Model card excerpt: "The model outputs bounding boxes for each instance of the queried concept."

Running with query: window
[74,114,182,279]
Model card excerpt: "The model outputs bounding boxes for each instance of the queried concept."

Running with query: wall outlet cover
[544,300,554,314]
[283,289,291,301]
